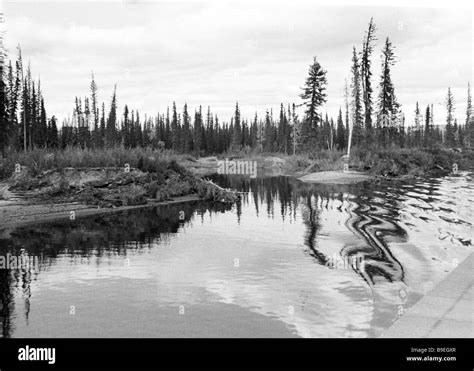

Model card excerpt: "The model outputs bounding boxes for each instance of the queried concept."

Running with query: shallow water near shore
[0,172,472,338]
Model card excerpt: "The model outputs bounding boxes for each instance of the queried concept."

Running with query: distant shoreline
[1,147,472,232]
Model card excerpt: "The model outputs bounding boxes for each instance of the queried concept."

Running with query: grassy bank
[0,147,197,180]
[221,147,474,178]
[0,147,238,206]
[1,146,472,186]
[349,147,474,177]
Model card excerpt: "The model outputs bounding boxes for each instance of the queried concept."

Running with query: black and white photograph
[0,0,473,368]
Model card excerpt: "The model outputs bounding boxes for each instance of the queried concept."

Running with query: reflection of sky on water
[0,173,472,338]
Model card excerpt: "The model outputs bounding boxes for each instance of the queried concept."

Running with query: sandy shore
[298,170,372,184]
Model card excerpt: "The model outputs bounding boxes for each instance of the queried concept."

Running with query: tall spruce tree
[336,107,345,150]
[299,56,327,133]
[182,103,192,153]
[377,37,399,146]
[414,101,421,146]
[361,18,377,139]
[90,72,100,148]
[423,105,431,147]
[0,17,7,157]
[278,103,289,154]
[290,103,300,155]
[106,84,117,147]
[231,102,242,150]
[466,82,472,148]
[171,102,180,151]
[6,60,19,149]
[344,78,350,144]
[123,105,130,147]
[350,47,363,147]
[99,102,106,147]
[445,87,455,147]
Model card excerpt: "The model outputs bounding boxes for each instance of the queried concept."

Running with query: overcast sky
[1,0,472,126]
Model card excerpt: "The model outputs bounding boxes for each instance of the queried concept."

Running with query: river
[0,172,472,338]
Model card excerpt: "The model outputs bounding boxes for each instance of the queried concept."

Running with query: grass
[350,147,474,177]
[213,146,473,177]
[1,145,471,181]
[0,146,240,207]
[0,146,196,180]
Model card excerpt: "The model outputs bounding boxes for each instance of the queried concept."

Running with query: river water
[0,172,472,338]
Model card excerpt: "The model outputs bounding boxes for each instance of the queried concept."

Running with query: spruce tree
[48,116,58,148]
[123,105,130,147]
[350,47,363,147]
[300,56,327,127]
[6,60,19,149]
[205,106,214,153]
[39,96,47,148]
[445,87,455,147]
[231,102,242,150]
[278,103,289,154]
[414,102,421,146]
[361,18,377,139]
[194,106,204,155]
[99,102,106,147]
[466,82,472,148]
[424,105,431,148]
[336,107,345,150]
[377,37,399,146]
[165,106,171,149]
[290,104,300,155]
[90,73,100,148]
[0,21,7,157]
[106,85,117,147]
[300,57,327,149]
[171,102,180,151]
[135,111,143,147]
[263,110,275,152]
[182,103,191,153]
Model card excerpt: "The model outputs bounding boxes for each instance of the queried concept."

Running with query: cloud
[1,1,472,125]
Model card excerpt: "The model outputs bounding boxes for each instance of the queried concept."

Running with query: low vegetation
[1,147,238,207]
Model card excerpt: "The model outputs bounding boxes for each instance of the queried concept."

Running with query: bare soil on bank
[0,165,239,231]
[298,170,372,184]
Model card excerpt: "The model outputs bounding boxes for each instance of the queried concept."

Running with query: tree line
[1,14,473,158]
[298,18,474,152]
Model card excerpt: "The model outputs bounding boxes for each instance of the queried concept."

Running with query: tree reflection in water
[0,201,232,337]
[211,173,408,286]
[0,173,469,338]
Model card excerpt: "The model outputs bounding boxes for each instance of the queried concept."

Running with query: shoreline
[381,252,474,338]
[298,170,372,184]
[1,148,471,232]
[184,149,473,180]
[0,193,201,233]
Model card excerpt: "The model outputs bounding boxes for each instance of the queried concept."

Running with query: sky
[0,0,473,126]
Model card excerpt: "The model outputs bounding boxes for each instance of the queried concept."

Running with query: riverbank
[0,194,201,234]
[0,149,240,230]
[1,147,471,229]
[0,167,237,231]
[2,146,471,181]
[381,252,473,338]
[182,147,473,183]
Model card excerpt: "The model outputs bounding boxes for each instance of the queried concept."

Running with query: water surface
[0,172,472,337]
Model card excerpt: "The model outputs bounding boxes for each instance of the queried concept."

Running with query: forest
[0,17,473,170]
